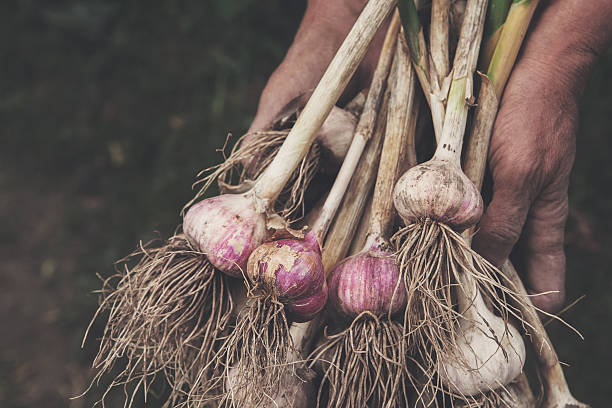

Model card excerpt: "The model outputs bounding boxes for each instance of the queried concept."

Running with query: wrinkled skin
[249,0,612,313]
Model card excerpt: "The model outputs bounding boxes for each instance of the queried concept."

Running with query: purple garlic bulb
[247,232,327,322]
[328,237,406,319]
[393,161,483,231]
[183,193,267,277]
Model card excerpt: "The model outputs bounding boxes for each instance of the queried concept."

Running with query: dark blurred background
[0,1,610,407]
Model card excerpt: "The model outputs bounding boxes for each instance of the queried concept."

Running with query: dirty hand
[472,1,611,313]
[249,0,612,313]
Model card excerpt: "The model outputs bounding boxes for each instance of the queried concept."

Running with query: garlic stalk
[224,85,395,408]
[218,10,400,404]
[391,0,532,401]
[480,0,511,68]
[313,31,419,407]
[397,0,446,141]
[501,262,590,408]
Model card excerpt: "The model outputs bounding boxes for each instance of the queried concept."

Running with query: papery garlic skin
[328,237,406,319]
[438,291,526,396]
[183,193,267,277]
[247,232,327,322]
[393,161,483,231]
[317,105,358,167]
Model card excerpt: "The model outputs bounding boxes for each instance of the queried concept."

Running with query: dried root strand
[310,312,414,408]
[185,129,321,222]
[214,291,295,407]
[391,219,529,402]
[451,388,508,408]
[85,234,233,407]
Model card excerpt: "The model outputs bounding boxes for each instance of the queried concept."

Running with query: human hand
[473,0,611,313]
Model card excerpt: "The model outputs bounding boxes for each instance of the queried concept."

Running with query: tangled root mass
[391,219,527,404]
[186,127,321,223]
[309,312,414,408]
[85,233,233,407]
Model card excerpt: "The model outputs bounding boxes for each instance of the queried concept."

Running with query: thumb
[517,182,570,313]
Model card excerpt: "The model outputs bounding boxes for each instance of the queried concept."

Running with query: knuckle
[480,218,523,250]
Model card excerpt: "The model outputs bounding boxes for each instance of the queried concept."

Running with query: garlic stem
[430,0,451,82]
[397,0,446,141]
[487,0,540,96]
[464,0,539,197]
[462,75,498,193]
[368,33,417,239]
[321,82,392,273]
[348,193,374,255]
[353,11,401,146]
[434,0,488,164]
[253,0,396,207]
[311,11,401,243]
[480,0,511,68]
[501,262,589,408]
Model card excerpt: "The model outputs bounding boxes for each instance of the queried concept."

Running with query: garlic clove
[183,193,267,277]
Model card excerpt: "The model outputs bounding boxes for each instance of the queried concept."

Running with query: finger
[518,182,570,314]
[472,180,532,267]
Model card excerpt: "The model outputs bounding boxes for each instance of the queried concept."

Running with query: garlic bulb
[328,235,406,319]
[247,231,328,322]
[393,160,483,231]
[183,192,267,277]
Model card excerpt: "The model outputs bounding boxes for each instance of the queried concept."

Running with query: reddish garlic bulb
[183,193,267,277]
[247,232,327,322]
[328,236,406,319]
[393,161,483,231]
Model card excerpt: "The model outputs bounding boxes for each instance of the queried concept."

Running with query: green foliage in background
[0,1,610,407]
